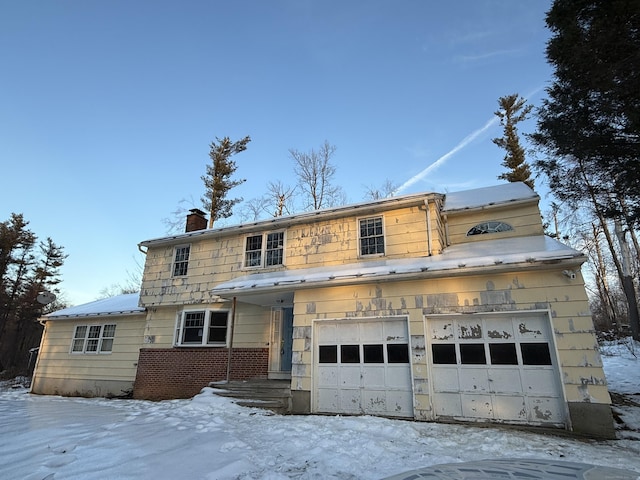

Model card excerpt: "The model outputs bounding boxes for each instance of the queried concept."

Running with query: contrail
[394,116,499,195]
[394,87,544,196]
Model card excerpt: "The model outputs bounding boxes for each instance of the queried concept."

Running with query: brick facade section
[133,347,269,400]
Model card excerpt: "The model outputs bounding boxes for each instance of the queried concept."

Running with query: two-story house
[31,182,615,437]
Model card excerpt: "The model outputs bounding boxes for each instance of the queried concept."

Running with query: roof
[210,235,583,298]
[140,182,538,248]
[139,190,441,248]
[443,182,538,212]
[44,293,145,319]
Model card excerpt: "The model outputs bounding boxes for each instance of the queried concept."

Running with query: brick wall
[133,347,268,400]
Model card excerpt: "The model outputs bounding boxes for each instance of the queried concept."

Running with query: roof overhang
[139,192,442,248]
[211,236,585,305]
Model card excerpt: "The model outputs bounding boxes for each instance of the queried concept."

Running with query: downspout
[424,199,433,256]
[225,296,237,382]
[443,213,450,246]
[30,318,48,393]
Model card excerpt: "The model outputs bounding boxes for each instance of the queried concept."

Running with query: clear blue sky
[0,0,553,306]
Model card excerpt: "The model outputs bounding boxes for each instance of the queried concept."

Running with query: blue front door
[281,307,294,372]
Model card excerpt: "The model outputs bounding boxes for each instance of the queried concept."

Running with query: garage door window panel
[489,343,518,365]
[387,344,410,363]
[521,343,552,365]
[341,345,360,363]
[364,344,384,363]
[460,343,486,364]
[319,345,338,363]
[432,344,457,364]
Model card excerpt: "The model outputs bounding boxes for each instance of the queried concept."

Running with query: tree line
[0,214,66,375]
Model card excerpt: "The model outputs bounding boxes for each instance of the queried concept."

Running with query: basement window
[244,231,285,268]
[175,310,230,346]
[173,245,190,276]
[359,216,385,256]
[70,324,117,354]
[466,221,513,236]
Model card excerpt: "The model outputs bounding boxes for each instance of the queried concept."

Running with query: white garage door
[314,318,413,418]
[428,312,566,427]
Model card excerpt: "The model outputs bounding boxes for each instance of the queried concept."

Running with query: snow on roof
[44,293,145,319]
[443,182,538,212]
[211,235,583,296]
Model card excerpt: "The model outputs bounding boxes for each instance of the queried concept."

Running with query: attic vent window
[466,221,513,236]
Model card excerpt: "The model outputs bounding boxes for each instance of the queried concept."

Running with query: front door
[281,307,294,372]
[269,307,294,379]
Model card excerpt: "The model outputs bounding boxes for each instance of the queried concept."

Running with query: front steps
[209,379,292,414]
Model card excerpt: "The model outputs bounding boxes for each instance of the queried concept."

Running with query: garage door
[427,312,566,427]
[314,318,413,418]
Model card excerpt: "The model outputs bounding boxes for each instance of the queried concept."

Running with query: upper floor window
[173,245,190,276]
[175,310,229,346]
[244,231,284,268]
[466,221,513,236]
[70,324,116,354]
[359,216,385,256]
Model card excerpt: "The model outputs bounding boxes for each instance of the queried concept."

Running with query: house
[32,182,615,438]
[31,293,145,397]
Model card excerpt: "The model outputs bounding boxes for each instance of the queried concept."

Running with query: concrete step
[209,379,292,414]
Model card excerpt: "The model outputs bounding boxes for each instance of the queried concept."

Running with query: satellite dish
[37,291,56,305]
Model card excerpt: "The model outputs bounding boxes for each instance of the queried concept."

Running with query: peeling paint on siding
[306,302,316,314]
[518,323,542,335]
[459,324,482,339]
[487,330,512,339]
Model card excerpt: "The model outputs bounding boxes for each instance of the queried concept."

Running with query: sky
[0,341,639,479]
[0,1,554,306]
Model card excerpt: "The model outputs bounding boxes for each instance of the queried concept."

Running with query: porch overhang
[210,236,585,305]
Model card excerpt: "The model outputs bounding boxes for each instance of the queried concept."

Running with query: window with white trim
[244,231,284,268]
[173,245,190,276]
[175,310,230,346]
[70,324,117,354]
[359,216,385,256]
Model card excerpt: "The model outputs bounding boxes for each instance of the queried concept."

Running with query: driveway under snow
[1,341,638,480]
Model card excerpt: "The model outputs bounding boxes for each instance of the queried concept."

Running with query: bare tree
[290,141,344,211]
[266,180,296,217]
[364,179,399,200]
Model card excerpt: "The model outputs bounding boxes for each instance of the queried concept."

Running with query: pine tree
[201,136,250,228]
[492,94,534,189]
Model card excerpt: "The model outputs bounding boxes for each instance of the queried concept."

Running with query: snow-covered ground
[1,341,638,480]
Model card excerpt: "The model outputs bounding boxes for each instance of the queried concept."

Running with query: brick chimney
[185,208,207,232]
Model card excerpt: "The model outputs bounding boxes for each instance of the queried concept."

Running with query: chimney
[186,209,207,232]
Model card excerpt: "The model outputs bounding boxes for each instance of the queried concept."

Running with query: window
[70,324,117,354]
[432,344,457,364]
[340,345,360,363]
[364,344,384,363]
[460,344,486,364]
[173,245,190,276]
[521,343,552,365]
[489,343,518,365]
[359,216,385,256]
[319,345,338,363]
[244,231,284,268]
[175,310,229,346]
[467,221,513,236]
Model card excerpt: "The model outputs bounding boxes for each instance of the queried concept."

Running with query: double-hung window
[173,245,190,276]
[359,216,385,256]
[175,310,230,346]
[70,324,117,354]
[244,231,284,268]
